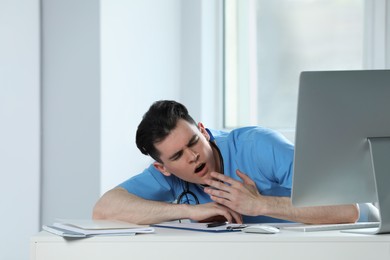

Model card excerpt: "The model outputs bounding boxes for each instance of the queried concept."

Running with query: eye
[188,136,199,147]
[171,151,183,161]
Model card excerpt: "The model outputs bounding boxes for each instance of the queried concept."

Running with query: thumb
[236,169,255,185]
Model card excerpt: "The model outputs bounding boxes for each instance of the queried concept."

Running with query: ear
[198,122,210,141]
[153,162,171,177]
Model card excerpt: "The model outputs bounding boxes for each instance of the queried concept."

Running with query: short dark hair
[136,100,197,162]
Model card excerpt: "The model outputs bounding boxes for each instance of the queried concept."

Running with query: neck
[210,141,223,174]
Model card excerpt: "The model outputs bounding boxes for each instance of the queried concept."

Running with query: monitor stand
[346,137,390,234]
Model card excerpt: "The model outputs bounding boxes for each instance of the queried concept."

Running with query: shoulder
[119,164,178,191]
[219,126,293,147]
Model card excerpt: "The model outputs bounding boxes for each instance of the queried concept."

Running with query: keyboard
[281,222,380,232]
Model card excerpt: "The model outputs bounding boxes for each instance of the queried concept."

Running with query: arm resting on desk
[257,197,359,224]
[92,187,242,225]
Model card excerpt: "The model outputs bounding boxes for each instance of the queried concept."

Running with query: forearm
[204,171,360,224]
[92,187,190,224]
[258,196,359,224]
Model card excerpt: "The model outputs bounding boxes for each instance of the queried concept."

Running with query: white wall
[100,0,223,193]
[100,0,182,192]
[0,1,40,259]
[1,1,218,258]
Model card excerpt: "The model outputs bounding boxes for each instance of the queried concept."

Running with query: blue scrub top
[119,126,294,223]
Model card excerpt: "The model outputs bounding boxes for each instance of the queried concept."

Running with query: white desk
[30,227,390,260]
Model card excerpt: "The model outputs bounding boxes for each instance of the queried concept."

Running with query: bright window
[224,0,365,131]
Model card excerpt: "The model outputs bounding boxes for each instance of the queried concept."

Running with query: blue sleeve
[118,165,178,202]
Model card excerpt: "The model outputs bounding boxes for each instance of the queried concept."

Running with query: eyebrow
[168,134,198,161]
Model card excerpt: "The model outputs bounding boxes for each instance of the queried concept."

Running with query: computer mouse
[242,225,280,234]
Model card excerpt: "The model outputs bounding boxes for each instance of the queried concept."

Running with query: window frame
[221,0,390,141]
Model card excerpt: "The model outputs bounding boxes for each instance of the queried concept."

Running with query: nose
[186,148,199,163]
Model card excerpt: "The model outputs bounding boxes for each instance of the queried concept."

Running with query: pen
[206,222,227,228]
[226,224,248,230]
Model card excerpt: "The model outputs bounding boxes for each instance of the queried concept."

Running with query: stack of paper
[42,219,155,238]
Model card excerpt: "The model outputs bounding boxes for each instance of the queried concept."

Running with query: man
[93,100,359,224]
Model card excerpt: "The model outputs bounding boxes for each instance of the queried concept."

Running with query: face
[153,119,218,184]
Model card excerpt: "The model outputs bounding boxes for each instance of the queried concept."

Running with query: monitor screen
[292,70,390,234]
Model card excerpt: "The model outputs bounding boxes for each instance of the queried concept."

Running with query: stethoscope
[177,181,200,205]
[176,140,224,205]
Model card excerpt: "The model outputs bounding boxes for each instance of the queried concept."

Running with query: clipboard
[152,222,246,232]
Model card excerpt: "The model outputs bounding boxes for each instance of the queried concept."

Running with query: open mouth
[194,163,206,174]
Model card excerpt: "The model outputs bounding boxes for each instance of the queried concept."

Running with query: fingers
[207,169,254,186]
[205,170,254,191]
[204,169,261,217]
[206,191,230,205]
[215,205,242,224]
[205,171,240,192]
[207,171,236,185]
[198,215,227,223]
[228,208,243,223]
[236,169,256,185]
[218,209,234,223]
[204,171,243,200]
[193,203,243,224]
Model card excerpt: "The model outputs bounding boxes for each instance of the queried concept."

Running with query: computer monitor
[292,70,390,234]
